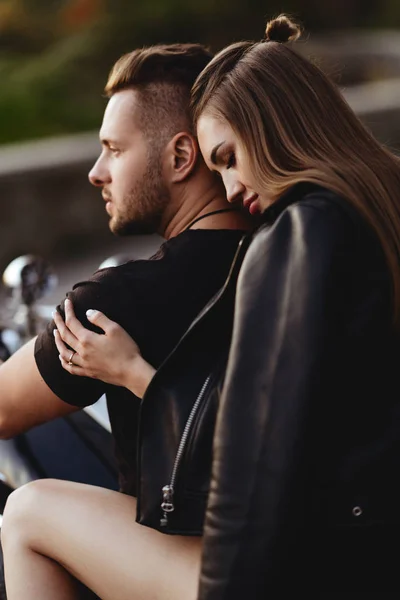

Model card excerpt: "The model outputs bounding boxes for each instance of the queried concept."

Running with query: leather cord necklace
[185,207,242,231]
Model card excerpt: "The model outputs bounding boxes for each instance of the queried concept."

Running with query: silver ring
[68,351,76,366]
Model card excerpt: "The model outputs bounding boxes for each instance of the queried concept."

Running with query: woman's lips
[244,196,261,215]
[249,200,261,215]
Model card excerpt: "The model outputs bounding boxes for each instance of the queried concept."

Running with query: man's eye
[109,147,120,155]
[226,153,236,169]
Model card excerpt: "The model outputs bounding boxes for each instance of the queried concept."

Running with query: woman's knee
[1,479,62,548]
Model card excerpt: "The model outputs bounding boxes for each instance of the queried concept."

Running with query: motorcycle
[0,254,119,515]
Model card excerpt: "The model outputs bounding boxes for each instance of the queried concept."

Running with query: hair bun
[264,14,302,43]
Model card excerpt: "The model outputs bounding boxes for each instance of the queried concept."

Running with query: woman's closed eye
[226,152,236,169]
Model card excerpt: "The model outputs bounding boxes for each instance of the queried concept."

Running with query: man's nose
[88,157,109,187]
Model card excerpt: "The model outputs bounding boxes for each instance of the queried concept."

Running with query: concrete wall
[0,132,111,273]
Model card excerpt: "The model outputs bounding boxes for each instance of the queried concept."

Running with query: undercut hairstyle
[191,15,400,325]
[105,44,213,144]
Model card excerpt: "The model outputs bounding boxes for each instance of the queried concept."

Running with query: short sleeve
[34,279,113,407]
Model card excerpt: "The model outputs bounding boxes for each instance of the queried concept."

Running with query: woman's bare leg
[1,479,202,600]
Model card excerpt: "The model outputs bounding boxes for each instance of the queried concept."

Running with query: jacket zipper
[136,235,251,526]
[160,374,212,528]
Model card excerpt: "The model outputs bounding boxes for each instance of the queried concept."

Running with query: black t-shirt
[35,229,245,494]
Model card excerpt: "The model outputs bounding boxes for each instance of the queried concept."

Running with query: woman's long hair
[191,15,400,325]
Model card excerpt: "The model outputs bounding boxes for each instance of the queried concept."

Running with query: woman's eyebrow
[210,142,225,165]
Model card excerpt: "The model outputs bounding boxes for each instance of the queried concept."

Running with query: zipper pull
[160,484,175,527]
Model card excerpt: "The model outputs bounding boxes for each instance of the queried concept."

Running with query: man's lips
[102,193,113,213]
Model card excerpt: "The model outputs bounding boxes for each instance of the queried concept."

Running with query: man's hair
[105,44,213,139]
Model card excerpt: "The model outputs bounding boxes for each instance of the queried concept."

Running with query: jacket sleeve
[197,200,356,599]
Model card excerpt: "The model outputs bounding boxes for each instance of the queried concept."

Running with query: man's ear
[167,132,199,183]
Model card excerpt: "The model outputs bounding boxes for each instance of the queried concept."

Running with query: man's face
[89,89,170,235]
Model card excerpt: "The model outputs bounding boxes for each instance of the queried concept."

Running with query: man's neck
[161,187,253,239]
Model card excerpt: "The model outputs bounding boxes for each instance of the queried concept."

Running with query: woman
[4,14,400,598]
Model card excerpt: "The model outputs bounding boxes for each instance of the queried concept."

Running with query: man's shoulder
[150,228,246,258]
[75,229,246,291]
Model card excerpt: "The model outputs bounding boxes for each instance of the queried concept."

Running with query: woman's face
[197,114,265,215]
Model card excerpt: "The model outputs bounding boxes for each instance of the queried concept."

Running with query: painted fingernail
[86,309,96,318]
[53,329,57,336]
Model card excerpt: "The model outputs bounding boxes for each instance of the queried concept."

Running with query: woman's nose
[224,176,246,204]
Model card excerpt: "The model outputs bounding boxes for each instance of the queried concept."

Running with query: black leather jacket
[136,234,251,535]
[197,184,400,596]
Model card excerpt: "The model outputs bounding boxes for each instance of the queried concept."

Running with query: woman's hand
[53,298,155,398]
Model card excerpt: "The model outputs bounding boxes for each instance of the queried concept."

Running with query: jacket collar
[260,182,324,226]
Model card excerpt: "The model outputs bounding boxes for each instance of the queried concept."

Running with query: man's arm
[0,337,78,439]
[0,264,145,439]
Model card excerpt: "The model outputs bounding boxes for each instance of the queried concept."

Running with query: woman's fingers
[53,330,82,370]
[53,308,80,350]
[85,309,118,335]
[58,354,84,376]
[64,298,96,338]
[53,328,70,357]
[54,303,144,387]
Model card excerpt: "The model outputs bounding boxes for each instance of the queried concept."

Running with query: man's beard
[110,151,170,236]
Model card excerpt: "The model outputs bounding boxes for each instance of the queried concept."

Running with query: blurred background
[1,0,400,301]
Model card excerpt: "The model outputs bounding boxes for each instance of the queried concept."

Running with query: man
[0,43,251,497]
[0,42,252,599]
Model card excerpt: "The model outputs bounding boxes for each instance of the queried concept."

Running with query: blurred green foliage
[0,0,399,144]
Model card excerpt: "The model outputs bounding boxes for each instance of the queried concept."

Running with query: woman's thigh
[2,479,202,600]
